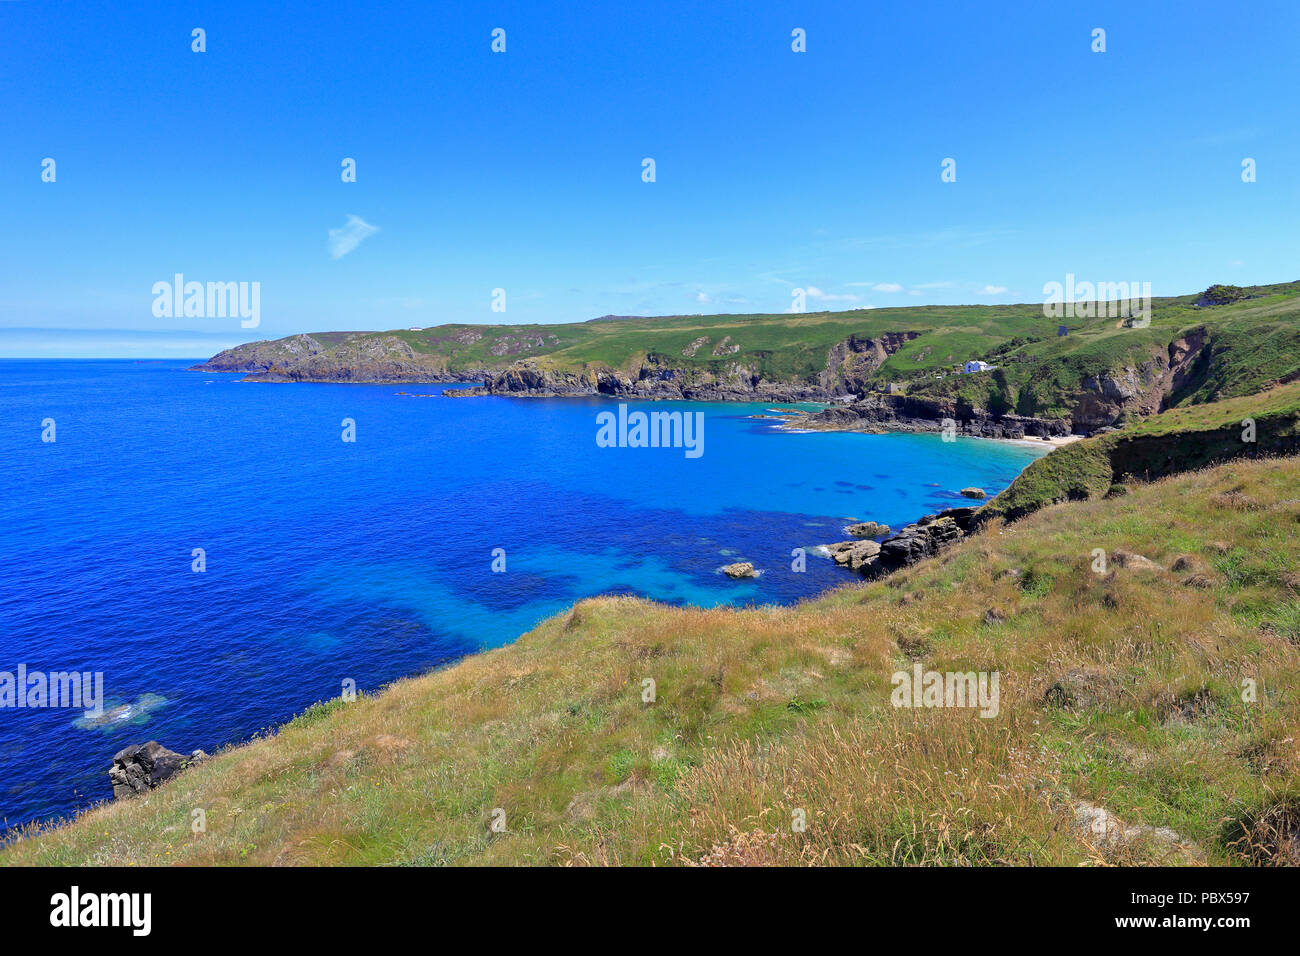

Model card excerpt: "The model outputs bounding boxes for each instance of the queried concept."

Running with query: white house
[962,360,994,374]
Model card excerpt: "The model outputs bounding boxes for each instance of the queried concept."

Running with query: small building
[885,382,904,394]
[962,360,993,374]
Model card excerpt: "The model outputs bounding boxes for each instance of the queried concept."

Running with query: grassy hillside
[200,282,1300,417]
[982,380,1300,522]
[904,287,1300,418]
[7,449,1300,865]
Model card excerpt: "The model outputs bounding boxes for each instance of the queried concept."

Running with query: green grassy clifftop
[195,281,1300,431]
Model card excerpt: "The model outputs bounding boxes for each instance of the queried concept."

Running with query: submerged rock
[109,741,206,800]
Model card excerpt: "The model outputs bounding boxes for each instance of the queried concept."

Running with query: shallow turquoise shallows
[0,360,1047,827]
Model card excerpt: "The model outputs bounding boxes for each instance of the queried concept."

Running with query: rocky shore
[825,506,980,577]
[794,394,1072,440]
[441,359,836,402]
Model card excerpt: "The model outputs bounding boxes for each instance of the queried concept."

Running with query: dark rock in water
[880,516,962,566]
[961,487,986,499]
[109,741,207,799]
[826,506,980,578]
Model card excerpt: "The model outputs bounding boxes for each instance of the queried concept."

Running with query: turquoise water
[0,360,1048,827]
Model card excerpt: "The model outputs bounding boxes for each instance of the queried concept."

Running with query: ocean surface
[0,360,1048,828]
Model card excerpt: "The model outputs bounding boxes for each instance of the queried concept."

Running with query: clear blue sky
[2,0,1297,356]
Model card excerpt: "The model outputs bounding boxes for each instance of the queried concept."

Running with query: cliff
[192,281,1300,435]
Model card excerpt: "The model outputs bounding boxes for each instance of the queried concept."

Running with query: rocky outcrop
[879,514,965,566]
[192,334,490,385]
[844,521,890,538]
[1067,330,1210,431]
[194,334,333,373]
[826,539,881,572]
[195,329,929,401]
[801,394,1070,439]
[469,357,834,402]
[719,562,760,579]
[109,741,207,799]
[826,506,979,577]
[819,332,921,395]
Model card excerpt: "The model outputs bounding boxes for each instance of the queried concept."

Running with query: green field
[205,281,1300,419]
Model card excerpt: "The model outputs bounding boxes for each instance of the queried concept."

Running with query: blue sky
[2,0,1297,357]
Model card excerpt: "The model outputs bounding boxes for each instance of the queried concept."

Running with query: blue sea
[0,360,1048,828]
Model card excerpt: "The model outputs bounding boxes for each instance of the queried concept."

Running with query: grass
[981,379,1300,522]
[205,281,1300,417]
[6,452,1300,866]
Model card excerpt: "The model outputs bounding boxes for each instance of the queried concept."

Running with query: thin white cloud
[979,284,1008,295]
[872,282,903,293]
[329,215,379,259]
[806,286,860,302]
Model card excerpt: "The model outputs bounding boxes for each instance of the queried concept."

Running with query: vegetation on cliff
[981,380,1300,523]
[196,281,1300,433]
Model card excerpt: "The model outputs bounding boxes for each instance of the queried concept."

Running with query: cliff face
[189,291,1297,438]
[1066,330,1210,431]
[463,356,833,401]
[194,329,928,401]
[194,334,487,384]
[804,329,1219,437]
[801,394,1072,439]
[818,332,921,394]
[450,332,925,401]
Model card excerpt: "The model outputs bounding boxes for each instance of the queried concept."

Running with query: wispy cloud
[805,285,860,302]
[328,215,379,259]
[979,284,1008,295]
